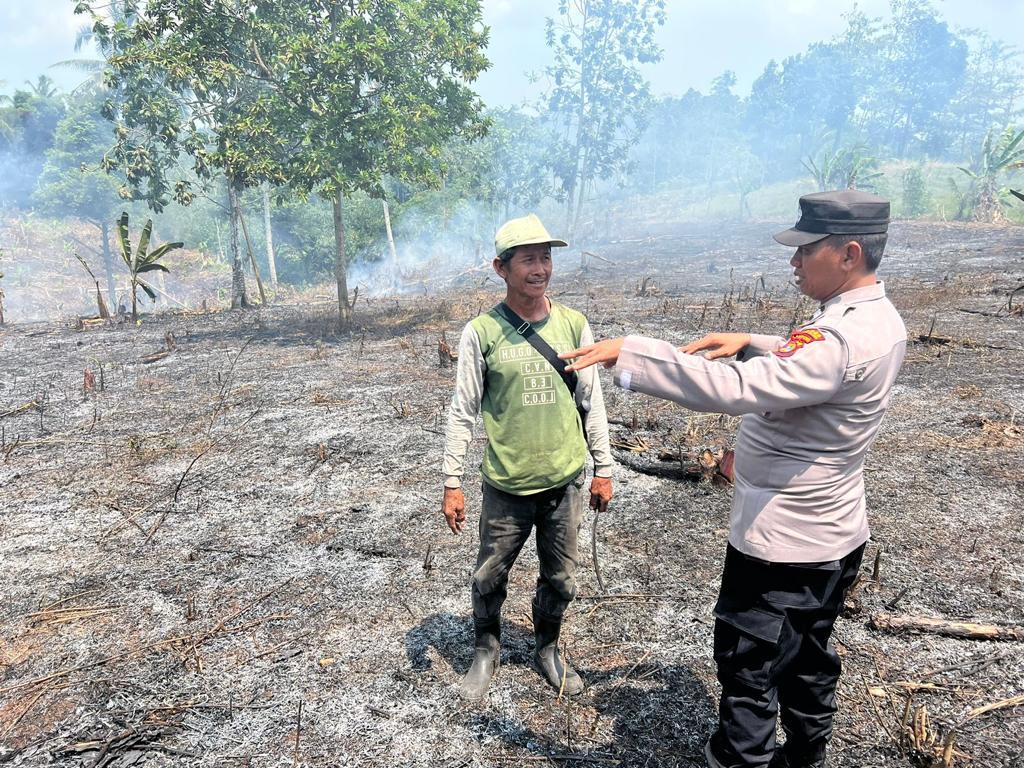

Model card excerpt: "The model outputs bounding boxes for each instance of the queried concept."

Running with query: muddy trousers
[710,543,866,768]
[470,475,584,624]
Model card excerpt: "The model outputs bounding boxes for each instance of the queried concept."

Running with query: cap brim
[772,227,830,247]
[497,237,569,257]
[524,237,568,248]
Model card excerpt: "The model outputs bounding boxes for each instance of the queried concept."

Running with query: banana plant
[803,142,883,192]
[957,127,1024,222]
[115,212,183,322]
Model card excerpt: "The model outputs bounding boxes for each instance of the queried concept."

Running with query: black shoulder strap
[494,302,580,399]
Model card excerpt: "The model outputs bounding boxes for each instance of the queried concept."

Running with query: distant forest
[1,0,1022,309]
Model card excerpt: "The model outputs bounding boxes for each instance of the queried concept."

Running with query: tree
[237,0,491,326]
[865,0,968,157]
[34,96,125,306]
[0,80,66,206]
[79,0,489,325]
[24,76,60,99]
[77,0,282,309]
[945,30,1024,159]
[745,8,879,178]
[50,6,127,96]
[901,165,931,217]
[115,212,182,322]
[543,0,665,237]
[406,107,555,242]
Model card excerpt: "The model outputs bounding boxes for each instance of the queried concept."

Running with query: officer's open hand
[589,477,613,514]
[560,338,625,372]
[442,487,466,534]
[679,332,751,360]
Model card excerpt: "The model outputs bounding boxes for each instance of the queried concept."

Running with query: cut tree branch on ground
[869,613,1024,641]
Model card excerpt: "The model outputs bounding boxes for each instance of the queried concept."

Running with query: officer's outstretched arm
[679,332,751,359]
[614,330,846,416]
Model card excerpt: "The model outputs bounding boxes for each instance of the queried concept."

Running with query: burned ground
[1,221,1022,767]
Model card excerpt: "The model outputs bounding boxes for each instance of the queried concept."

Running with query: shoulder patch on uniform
[773,328,827,358]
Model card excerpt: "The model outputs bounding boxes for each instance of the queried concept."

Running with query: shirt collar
[820,281,885,311]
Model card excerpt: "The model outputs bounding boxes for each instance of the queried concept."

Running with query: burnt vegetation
[2,0,1024,766]
[1,221,1023,767]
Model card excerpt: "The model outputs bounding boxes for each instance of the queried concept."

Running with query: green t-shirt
[470,301,588,495]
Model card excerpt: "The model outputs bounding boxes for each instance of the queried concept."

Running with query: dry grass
[1,220,1022,767]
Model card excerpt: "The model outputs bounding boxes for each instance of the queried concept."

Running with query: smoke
[345,198,500,297]
[0,150,46,211]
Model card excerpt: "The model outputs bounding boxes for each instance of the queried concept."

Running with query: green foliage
[115,211,182,321]
[945,31,1023,159]
[544,0,666,233]
[33,96,124,224]
[741,0,996,176]
[79,0,490,323]
[631,73,746,199]
[247,0,491,323]
[901,165,930,217]
[269,192,386,286]
[389,106,555,244]
[744,8,880,176]
[868,0,968,156]
[957,125,1024,221]
[0,83,67,206]
[802,140,883,192]
[78,0,490,206]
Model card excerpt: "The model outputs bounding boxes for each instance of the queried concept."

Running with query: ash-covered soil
[1,221,1022,768]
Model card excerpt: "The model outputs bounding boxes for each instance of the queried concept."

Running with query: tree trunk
[382,199,398,273]
[236,198,268,304]
[227,180,249,309]
[155,270,167,309]
[100,220,116,308]
[262,185,278,288]
[564,183,577,240]
[332,189,352,328]
[566,3,589,241]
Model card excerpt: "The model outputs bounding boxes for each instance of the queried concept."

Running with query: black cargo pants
[470,473,585,624]
[710,543,866,767]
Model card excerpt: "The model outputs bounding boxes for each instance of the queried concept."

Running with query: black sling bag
[494,302,587,426]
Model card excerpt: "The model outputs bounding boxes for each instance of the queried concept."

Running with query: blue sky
[3,0,1024,103]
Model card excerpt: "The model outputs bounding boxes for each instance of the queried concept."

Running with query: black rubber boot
[458,619,500,700]
[532,606,583,695]
[769,744,827,768]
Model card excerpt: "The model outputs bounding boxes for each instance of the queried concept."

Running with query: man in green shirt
[441,213,614,700]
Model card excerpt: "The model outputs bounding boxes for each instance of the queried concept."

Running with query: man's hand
[442,487,466,534]
[679,332,751,360]
[589,477,613,514]
[560,338,625,372]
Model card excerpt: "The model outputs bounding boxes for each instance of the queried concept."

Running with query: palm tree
[51,7,135,94]
[24,75,59,99]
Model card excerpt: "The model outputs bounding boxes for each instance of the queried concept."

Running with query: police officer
[560,190,907,768]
